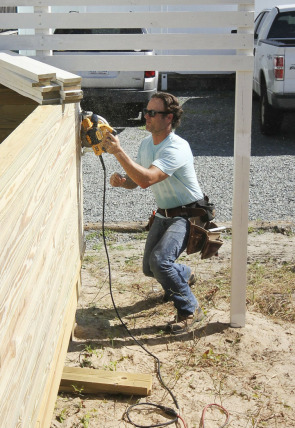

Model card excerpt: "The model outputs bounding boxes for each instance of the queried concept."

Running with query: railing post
[230,2,254,328]
[34,5,52,56]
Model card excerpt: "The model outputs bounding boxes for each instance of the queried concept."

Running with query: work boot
[166,306,204,334]
[162,273,196,303]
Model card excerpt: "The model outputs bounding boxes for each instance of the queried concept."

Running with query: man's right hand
[110,172,127,187]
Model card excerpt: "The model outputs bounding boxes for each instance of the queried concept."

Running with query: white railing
[0,1,254,328]
[0,1,254,73]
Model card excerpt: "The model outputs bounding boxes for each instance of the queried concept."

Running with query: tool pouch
[195,194,216,222]
[187,220,223,259]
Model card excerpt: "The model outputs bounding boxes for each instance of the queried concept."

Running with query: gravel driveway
[82,87,295,224]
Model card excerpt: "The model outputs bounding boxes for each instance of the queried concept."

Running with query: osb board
[0,102,84,427]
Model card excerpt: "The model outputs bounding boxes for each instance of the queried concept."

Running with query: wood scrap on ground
[0,51,82,105]
[60,366,152,396]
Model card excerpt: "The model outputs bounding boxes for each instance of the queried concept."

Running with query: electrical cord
[200,403,230,428]
[98,155,185,427]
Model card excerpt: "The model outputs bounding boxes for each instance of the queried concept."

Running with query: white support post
[230,2,254,328]
[230,70,253,327]
[34,5,52,56]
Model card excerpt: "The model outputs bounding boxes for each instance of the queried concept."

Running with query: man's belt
[157,205,206,218]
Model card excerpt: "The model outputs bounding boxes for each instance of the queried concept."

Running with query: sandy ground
[51,221,295,428]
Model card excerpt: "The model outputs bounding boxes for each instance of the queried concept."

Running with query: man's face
[144,98,172,134]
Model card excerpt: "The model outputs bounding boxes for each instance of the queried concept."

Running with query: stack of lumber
[0,51,82,105]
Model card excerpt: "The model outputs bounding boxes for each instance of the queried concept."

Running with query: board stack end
[0,51,83,105]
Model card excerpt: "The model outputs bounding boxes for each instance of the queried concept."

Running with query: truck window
[254,11,269,40]
[268,11,295,38]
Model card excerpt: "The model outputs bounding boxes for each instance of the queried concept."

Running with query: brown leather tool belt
[157,201,207,218]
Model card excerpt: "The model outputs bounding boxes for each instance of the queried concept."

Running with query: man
[103,92,205,334]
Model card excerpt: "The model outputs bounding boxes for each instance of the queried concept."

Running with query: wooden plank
[0,53,82,104]
[0,51,56,82]
[0,33,254,51]
[1,0,254,7]
[0,68,60,93]
[0,73,60,103]
[39,53,254,72]
[0,11,254,29]
[60,367,153,396]
[0,51,81,85]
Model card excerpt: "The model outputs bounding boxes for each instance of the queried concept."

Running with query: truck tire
[260,85,283,135]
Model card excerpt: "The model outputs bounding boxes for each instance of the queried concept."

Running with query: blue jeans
[143,215,198,316]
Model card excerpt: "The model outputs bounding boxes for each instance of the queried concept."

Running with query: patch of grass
[80,413,91,428]
[83,254,97,264]
[56,408,68,423]
[247,262,295,322]
[112,244,125,251]
[98,228,114,239]
[124,255,140,266]
[85,231,98,241]
[86,228,115,241]
[134,231,148,240]
[92,243,103,251]
[196,261,295,323]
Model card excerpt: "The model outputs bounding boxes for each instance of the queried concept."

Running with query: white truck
[253,5,295,135]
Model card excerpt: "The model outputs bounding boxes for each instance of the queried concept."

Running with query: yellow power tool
[81,111,117,156]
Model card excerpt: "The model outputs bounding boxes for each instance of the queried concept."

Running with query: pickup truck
[253,5,295,135]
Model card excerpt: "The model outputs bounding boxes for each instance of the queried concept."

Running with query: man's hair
[151,92,183,128]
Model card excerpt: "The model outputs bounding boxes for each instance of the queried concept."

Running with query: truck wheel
[260,86,283,135]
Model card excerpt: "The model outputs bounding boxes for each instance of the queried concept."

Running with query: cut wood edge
[59,366,152,397]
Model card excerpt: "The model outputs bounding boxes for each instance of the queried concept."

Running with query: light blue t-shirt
[137,132,203,209]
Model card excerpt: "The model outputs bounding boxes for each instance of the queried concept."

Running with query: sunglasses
[143,108,168,117]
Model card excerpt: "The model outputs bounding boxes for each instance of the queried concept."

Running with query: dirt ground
[51,221,295,428]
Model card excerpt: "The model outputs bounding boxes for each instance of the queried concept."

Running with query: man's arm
[104,133,168,189]
[110,172,138,189]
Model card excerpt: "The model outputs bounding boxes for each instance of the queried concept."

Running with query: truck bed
[261,38,295,47]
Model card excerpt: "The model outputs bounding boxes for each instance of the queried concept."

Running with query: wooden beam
[59,366,153,396]
[38,54,254,72]
[0,33,254,52]
[0,11,254,30]
[2,0,254,6]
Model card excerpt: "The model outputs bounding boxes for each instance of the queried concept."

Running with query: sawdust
[51,221,295,428]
